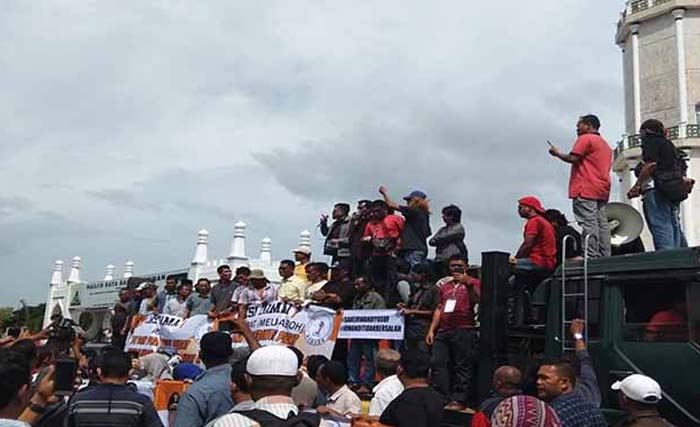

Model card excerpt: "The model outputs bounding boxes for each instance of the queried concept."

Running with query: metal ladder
[561,234,590,352]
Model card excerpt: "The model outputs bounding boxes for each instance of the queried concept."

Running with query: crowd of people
[0,114,690,427]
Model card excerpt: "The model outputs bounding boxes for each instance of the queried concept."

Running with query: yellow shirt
[278,275,308,301]
[294,263,309,284]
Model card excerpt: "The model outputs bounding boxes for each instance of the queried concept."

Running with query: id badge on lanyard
[444,299,457,313]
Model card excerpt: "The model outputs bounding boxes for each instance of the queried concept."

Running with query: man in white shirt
[369,349,404,416]
[304,263,329,300]
[317,361,362,417]
[138,282,158,315]
[207,346,319,427]
[163,281,193,318]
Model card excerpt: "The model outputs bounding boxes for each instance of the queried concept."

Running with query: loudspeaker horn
[607,202,644,246]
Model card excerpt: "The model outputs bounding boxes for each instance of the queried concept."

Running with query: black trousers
[431,328,477,405]
[111,333,127,351]
[401,337,431,359]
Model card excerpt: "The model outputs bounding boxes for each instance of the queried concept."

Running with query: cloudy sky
[1,1,626,305]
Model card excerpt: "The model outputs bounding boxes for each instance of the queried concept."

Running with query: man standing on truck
[627,119,694,250]
[548,114,612,258]
[426,255,480,411]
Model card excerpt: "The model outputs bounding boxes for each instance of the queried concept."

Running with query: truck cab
[477,248,700,426]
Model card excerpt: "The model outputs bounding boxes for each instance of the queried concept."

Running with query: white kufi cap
[246,346,299,377]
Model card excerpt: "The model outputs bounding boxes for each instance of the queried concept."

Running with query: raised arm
[378,185,401,211]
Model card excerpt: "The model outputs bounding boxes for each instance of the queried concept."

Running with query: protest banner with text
[338,309,405,340]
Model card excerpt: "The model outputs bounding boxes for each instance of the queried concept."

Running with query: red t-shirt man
[363,214,405,256]
[568,133,613,201]
[524,215,557,271]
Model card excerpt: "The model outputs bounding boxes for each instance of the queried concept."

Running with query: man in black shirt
[380,351,444,427]
[320,203,352,268]
[399,262,438,359]
[628,119,693,250]
[544,209,582,265]
[379,186,432,269]
[111,289,132,350]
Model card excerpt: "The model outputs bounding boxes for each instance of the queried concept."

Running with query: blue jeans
[402,250,427,269]
[348,339,378,387]
[643,189,686,250]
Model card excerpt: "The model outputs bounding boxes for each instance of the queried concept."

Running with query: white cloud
[0,0,626,304]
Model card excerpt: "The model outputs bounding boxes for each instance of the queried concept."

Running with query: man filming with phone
[426,255,480,411]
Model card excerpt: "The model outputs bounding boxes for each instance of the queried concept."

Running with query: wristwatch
[29,402,48,414]
[573,332,584,341]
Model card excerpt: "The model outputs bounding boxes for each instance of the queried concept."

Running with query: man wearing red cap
[512,197,556,323]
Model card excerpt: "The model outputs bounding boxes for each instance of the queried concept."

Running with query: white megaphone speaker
[607,202,644,246]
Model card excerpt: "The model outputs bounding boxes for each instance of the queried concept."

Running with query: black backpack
[654,138,690,202]
[236,409,321,427]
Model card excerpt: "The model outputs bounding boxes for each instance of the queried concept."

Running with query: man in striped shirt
[65,350,162,427]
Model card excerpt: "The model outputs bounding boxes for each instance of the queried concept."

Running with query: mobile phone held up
[55,358,78,396]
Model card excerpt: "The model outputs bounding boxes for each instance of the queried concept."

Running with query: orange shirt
[568,133,612,201]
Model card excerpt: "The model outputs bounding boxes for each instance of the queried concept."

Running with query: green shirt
[352,291,386,310]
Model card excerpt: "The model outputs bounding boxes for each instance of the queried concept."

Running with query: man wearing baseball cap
[379,185,432,269]
[511,196,557,324]
[612,374,675,426]
[207,346,320,427]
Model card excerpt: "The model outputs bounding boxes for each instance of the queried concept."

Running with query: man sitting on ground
[174,332,234,427]
[379,351,444,427]
[478,365,523,419]
[208,346,320,427]
[536,360,606,427]
[612,374,676,427]
[369,349,404,417]
[317,361,362,417]
[66,349,163,427]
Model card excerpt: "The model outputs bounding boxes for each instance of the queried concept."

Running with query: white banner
[125,302,344,360]
[125,313,214,362]
[338,309,405,340]
[236,301,342,359]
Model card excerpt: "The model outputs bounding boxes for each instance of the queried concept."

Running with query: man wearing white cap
[207,346,320,427]
[293,247,312,284]
[137,282,158,316]
[612,374,676,427]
